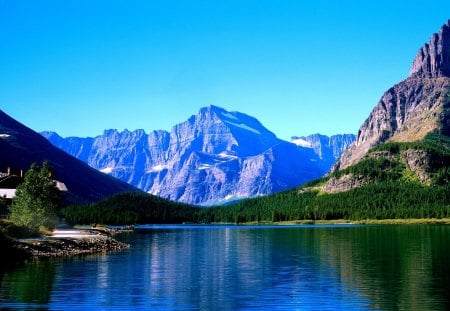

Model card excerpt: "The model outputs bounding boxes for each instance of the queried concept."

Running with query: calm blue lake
[1,224,449,310]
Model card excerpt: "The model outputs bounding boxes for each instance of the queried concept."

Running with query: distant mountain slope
[42,106,354,205]
[0,110,137,203]
[291,134,355,172]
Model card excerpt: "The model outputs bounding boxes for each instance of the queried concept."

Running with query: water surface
[1,224,449,310]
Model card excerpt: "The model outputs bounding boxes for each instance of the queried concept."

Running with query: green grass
[272,218,450,225]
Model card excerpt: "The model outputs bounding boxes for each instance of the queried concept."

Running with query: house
[0,169,23,199]
[0,167,68,199]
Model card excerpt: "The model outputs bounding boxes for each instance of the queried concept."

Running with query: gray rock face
[410,20,450,78]
[43,106,352,205]
[335,21,450,170]
[321,174,367,193]
[401,149,433,183]
[336,77,450,169]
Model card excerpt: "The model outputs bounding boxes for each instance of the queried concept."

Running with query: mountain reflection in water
[1,225,449,310]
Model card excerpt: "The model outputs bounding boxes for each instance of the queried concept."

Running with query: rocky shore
[14,228,130,258]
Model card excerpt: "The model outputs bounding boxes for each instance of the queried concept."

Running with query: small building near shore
[0,167,68,199]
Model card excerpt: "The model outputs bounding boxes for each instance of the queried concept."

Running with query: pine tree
[9,162,60,231]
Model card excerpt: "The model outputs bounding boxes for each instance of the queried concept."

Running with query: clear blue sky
[1,1,450,140]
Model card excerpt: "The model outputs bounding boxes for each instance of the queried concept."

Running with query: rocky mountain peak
[409,20,450,78]
[335,21,450,170]
[169,106,281,158]
[199,105,274,136]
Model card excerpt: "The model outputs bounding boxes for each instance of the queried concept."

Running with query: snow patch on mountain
[224,120,261,134]
[220,111,239,120]
[198,164,212,170]
[100,167,114,174]
[147,164,168,173]
[217,152,238,159]
[291,138,312,148]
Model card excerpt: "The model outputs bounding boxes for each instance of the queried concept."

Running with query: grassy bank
[209,218,450,225]
[273,218,450,225]
[0,219,35,263]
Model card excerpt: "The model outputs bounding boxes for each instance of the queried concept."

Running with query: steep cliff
[410,20,450,78]
[335,20,450,170]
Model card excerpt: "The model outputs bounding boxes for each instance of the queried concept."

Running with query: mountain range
[42,106,354,205]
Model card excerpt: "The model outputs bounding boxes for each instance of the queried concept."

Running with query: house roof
[0,175,23,189]
[0,173,67,196]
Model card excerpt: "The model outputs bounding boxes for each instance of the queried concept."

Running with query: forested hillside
[197,133,450,223]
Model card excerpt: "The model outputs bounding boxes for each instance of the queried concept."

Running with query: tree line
[62,192,199,225]
[198,181,450,223]
[60,180,449,225]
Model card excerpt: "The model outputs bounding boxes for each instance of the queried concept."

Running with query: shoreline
[14,227,130,259]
